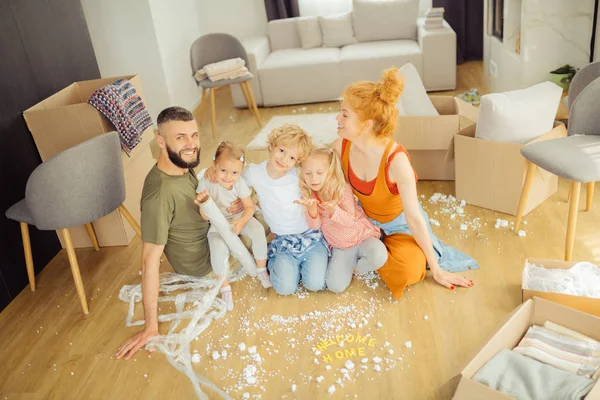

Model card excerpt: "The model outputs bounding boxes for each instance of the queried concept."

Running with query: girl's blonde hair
[342,67,405,139]
[299,147,346,203]
[214,141,245,164]
[267,124,313,162]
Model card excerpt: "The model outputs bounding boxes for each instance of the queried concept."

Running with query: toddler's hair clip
[240,154,245,163]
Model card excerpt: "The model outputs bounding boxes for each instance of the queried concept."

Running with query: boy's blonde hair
[214,141,245,164]
[299,147,346,203]
[267,124,313,162]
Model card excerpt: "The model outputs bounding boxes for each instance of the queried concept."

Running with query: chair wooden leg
[84,223,100,251]
[515,160,536,231]
[210,88,217,138]
[586,182,595,211]
[565,182,581,261]
[244,81,262,127]
[198,88,208,125]
[567,182,572,203]
[19,222,36,292]
[60,228,89,315]
[118,204,142,238]
[239,83,251,110]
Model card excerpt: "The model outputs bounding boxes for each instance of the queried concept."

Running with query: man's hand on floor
[115,326,159,360]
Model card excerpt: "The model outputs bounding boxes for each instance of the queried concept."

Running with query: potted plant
[550,64,577,90]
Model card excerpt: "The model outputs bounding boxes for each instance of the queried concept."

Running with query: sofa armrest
[231,36,271,108]
[417,17,457,91]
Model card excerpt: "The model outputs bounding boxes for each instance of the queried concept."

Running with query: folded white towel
[204,58,245,77]
[194,58,247,82]
[208,66,250,82]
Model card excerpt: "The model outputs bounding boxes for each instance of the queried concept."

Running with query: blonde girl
[296,147,387,293]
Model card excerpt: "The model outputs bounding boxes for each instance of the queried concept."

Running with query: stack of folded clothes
[473,321,600,400]
[194,58,250,83]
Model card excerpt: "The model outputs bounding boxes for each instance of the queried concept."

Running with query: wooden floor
[1,61,598,400]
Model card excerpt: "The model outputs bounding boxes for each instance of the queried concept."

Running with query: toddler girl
[195,142,271,311]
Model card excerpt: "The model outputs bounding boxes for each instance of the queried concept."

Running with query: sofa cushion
[319,11,358,47]
[340,40,422,84]
[268,18,301,51]
[259,48,342,106]
[396,63,438,116]
[297,17,323,49]
[475,81,563,144]
[353,0,419,42]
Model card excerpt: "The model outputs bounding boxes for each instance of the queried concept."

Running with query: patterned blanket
[88,78,153,155]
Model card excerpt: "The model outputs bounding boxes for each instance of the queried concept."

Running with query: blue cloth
[267,237,329,295]
[267,229,330,259]
[370,203,480,273]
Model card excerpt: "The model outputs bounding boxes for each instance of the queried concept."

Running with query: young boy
[207,124,329,295]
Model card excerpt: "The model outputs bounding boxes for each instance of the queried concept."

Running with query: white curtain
[298,0,352,16]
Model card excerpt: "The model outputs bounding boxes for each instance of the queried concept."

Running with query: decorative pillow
[297,17,323,49]
[475,81,563,144]
[352,0,419,42]
[396,63,439,116]
[319,11,358,47]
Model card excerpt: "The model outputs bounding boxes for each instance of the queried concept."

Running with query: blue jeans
[267,241,329,295]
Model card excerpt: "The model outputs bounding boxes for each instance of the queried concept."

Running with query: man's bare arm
[115,242,164,360]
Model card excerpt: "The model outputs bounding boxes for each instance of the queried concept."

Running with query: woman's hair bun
[376,67,404,105]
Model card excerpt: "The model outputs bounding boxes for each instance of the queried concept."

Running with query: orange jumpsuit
[341,139,426,298]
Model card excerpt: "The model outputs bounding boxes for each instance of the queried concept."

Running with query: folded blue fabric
[473,349,594,400]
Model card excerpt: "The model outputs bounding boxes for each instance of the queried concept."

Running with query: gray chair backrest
[567,76,600,137]
[190,33,249,78]
[25,132,126,230]
[568,61,600,110]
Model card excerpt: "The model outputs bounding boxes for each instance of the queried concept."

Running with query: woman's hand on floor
[115,326,159,360]
[432,269,473,290]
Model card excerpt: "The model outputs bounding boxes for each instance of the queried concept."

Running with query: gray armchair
[515,69,600,261]
[190,33,262,138]
[5,132,141,314]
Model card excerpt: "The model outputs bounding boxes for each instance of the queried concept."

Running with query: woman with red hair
[332,68,478,299]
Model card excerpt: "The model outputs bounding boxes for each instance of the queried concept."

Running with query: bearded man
[116,106,243,360]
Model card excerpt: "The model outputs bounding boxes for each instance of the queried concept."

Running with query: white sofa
[232,1,456,108]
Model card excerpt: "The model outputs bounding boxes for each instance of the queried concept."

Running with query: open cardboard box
[23,75,157,248]
[523,258,600,317]
[447,121,567,216]
[452,297,600,399]
[393,96,478,180]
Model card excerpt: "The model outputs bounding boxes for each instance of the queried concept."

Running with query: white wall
[196,0,268,38]
[81,0,171,121]
[149,0,203,110]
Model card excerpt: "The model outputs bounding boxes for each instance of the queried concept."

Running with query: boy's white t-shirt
[196,176,252,220]
[244,161,309,235]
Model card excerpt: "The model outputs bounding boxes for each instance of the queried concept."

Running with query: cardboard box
[393,96,478,180]
[448,121,567,216]
[452,297,600,399]
[522,258,600,317]
[23,75,157,248]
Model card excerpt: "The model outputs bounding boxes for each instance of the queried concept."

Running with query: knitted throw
[88,78,153,156]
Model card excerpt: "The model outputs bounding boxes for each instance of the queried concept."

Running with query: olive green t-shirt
[140,165,211,277]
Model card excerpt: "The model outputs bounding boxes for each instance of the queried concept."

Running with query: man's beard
[166,145,200,169]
